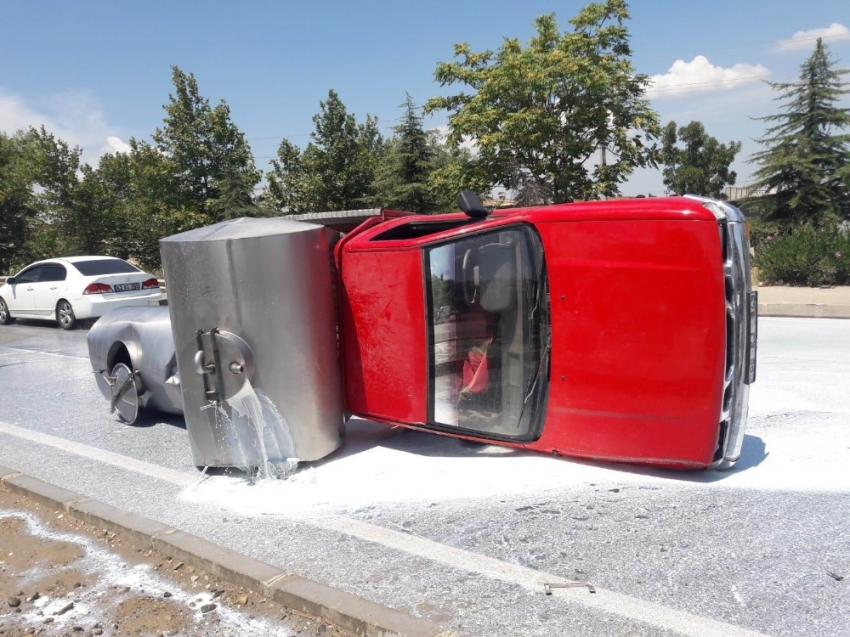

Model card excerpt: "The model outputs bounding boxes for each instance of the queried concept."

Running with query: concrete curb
[0,465,457,637]
[758,302,850,319]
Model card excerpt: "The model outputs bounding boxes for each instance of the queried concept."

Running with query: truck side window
[425,226,547,441]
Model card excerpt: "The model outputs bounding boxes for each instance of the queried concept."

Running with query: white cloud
[647,56,771,99]
[775,23,850,52]
[0,87,129,163]
[103,135,131,154]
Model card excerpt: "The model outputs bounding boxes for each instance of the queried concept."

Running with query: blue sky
[1,0,849,197]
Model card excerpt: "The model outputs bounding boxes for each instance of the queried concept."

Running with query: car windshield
[425,225,548,441]
[71,259,140,276]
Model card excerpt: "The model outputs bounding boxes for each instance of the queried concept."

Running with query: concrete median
[756,286,850,319]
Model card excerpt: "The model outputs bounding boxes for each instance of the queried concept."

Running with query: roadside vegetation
[746,40,850,286]
[0,0,848,280]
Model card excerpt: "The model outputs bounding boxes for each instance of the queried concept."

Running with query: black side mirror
[6,277,16,285]
[457,191,490,220]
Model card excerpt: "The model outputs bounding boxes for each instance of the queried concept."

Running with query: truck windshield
[425,225,548,441]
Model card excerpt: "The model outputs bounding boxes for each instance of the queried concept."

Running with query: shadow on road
[311,419,769,482]
[10,318,94,331]
[581,434,769,484]
[114,409,186,430]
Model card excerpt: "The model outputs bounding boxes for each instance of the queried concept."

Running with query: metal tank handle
[194,350,211,376]
[190,328,254,407]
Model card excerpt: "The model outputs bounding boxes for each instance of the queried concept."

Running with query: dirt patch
[0,516,84,570]
[0,487,352,636]
[29,567,97,597]
[112,596,192,636]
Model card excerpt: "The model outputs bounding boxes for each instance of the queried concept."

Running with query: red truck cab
[333,196,756,470]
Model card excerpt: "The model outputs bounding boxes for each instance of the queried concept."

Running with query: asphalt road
[0,317,847,637]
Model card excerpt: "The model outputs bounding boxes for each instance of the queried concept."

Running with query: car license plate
[745,291,758,384]
[114,283,140,292]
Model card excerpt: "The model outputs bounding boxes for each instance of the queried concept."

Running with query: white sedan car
[0,256,162,330]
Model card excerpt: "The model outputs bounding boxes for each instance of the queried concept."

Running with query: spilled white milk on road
[206,379,299,481]
[181,392,850,520]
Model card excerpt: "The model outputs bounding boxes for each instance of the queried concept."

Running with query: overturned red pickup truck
[89,194,756,473]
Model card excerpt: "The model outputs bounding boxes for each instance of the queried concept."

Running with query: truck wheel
[56,300,77,330]
[0,298,14,325]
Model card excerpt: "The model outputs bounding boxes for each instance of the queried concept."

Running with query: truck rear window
[71,259,140,276]
[372,220,473,241]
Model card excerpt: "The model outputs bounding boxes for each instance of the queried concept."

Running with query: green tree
[152,67,261,221]
[24,128,130,258]
[661,121,741,198]
[0,131,38,272]
[0,127,118,266]
[426,134,491,212]
[373,94,436,213]
[424,1,660,203]
[115,140,207,272]
[265,90,384,214]
[748,38,850,225]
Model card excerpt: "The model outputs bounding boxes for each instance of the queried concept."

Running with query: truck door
[422,225,548,442]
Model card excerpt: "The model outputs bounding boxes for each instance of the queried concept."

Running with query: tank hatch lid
[110,362,140,424]
[160,216,324,244]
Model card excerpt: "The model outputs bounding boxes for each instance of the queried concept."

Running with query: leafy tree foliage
[265,90,383,213]
[661,121,741,199]
[748,38,850,225]
[426,135,491,212]
[90,141,208,272]
[0,131,38,272]
[152,67,261,221]
[1,67,260,273]
[424,1,660,203]
[2,127,118,263]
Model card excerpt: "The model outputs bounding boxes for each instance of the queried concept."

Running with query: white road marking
[0,421,196,488]
[314,515,769,637]
[0,420,771,637]
[4,347,89,361]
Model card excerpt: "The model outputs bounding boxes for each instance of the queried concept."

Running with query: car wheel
[56,300,77,330]
[0,298,14,325]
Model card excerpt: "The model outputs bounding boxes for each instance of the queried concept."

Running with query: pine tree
[748,39,850,225]
[373,94,435,213]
